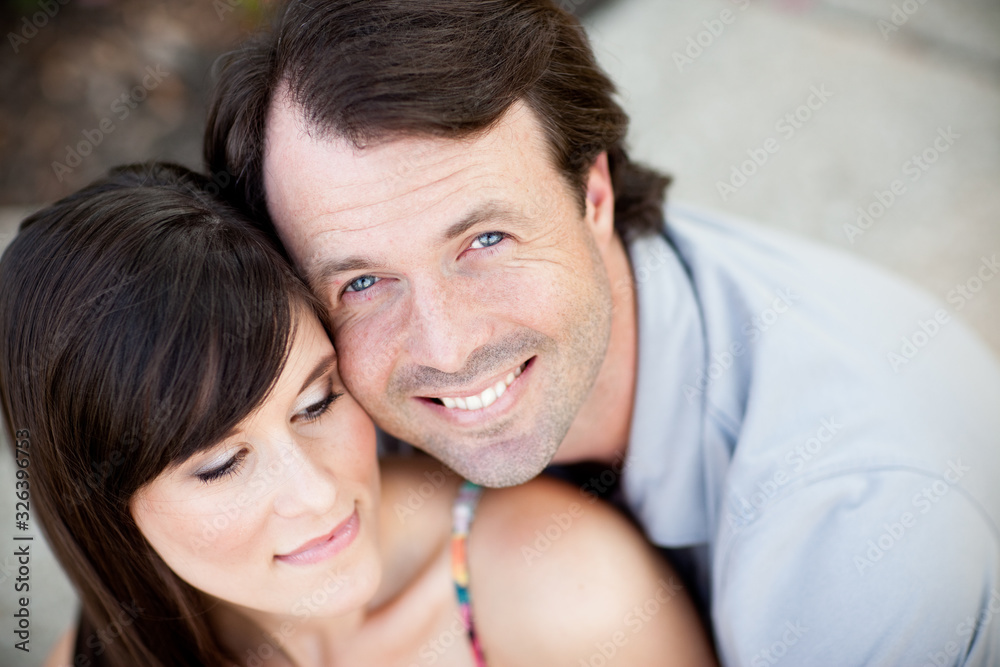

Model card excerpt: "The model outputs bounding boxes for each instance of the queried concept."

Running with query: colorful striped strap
[451,480,487,666]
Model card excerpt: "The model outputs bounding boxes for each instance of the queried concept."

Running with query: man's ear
[584,152,615,249]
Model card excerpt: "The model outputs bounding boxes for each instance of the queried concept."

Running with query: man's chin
[429,435,559,488]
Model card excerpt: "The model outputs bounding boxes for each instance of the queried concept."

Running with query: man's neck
[555,233,638,465]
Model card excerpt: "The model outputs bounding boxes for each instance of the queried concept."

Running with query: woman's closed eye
[197,448,248,484]
[297,391,343,423]
[195,392,341,484]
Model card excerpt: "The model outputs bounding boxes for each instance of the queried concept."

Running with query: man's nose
[402,276,490,375]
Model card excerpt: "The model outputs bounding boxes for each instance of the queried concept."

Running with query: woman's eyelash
[301,391,343,422]
[197,449,247,484]
[194,392,340,483]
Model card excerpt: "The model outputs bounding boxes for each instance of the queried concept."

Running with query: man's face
[264,98,615,487]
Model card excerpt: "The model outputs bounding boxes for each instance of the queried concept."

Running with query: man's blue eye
[470,232,504,249]
[345,275,378,292]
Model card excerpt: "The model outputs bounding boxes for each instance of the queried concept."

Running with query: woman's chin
[261,555,382,621]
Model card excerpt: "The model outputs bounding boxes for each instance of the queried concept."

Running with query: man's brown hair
[204,0,670,242]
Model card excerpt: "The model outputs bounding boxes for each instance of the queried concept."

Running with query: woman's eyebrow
[299,351,338,395]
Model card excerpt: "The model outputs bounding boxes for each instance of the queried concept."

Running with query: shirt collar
[623,231,711,545]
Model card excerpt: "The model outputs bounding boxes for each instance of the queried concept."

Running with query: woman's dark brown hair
[0,162,324,666]
[204,0,671,243]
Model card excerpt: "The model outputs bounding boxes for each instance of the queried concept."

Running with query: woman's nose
[269,441,338,519]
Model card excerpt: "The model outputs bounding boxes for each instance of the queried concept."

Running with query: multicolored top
[452,480,487,667]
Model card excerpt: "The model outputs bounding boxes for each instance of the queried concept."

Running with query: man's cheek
[339,352,389,404]
[335,320,398,387]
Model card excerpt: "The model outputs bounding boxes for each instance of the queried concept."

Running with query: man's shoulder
[655,203,1000,451]
[715,466,1000,665]
[659,202,930,312]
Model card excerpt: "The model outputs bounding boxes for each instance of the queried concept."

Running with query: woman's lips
[275,507,360,566]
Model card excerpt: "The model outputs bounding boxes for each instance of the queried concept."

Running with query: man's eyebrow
[442,202,507,241]
[309,256,387,292]
[308,201,522,289]
[299,351,338,395]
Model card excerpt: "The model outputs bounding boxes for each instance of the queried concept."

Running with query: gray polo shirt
[624,203,1000,666]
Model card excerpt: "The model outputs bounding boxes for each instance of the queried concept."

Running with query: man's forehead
[263,95,551,252]
[264,96,545,204]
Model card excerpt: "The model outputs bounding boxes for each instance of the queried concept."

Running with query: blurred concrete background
[0,0,998,664]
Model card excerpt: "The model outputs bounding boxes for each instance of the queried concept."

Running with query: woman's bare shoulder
[378,453,462,533]
[470,474,634,579]
[44,627,74,667]
[470,475,717,665]
[375,454,462,588]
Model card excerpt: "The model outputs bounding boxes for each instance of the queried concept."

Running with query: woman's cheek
[333,399,380,492]
[140,489,270,575]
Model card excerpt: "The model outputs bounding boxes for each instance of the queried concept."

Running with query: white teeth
[481,387,498,408]
[437,362,527,412]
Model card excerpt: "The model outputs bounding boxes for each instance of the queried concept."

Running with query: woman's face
[132,311,382,619]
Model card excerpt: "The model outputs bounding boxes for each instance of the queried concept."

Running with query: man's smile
[418,358,535,422]
[426,360,529,410]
